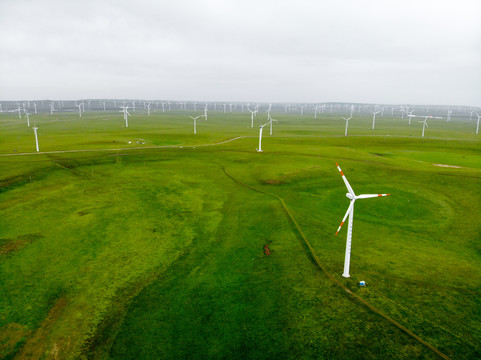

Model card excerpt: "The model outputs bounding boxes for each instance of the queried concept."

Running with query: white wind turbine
[189,115,203,135]
[256,120,270,152]
[120,106,131,127]
[76,103,82,117]
[248,107,257,128]
[15,106,22,119]
[335,163,390,277]
[33,103,37,114]
[342,115,352,136]
[407,110,415,125]
[417,115,442,138]
[50,102,54,115]
[447,109,452,122]
[268,112,278,135]
[475,112,480,135]
[145,102,151,116]
[371,110,381,130]
[25,111,31,127]
[32,125,40,152]
[419,116,429,138]
[204,104,208,121]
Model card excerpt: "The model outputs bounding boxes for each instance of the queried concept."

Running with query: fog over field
[0,0,480,106]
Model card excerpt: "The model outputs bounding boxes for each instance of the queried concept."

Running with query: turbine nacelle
[346,193,355,200]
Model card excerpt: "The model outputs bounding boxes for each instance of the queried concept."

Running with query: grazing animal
[264,244,271,256]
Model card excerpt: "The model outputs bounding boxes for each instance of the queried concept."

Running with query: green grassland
[0,109,480,359]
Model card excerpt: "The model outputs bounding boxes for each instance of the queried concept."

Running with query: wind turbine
[335,163,390,277]
[145,102,151,116]
[33,103,37,114]
[189,115,203,134]
[248,107,257,128]
[120,106,131,127]
[76,103,82,117]
[419,116,429,138]
[418,115,441,137]
[25,112,30,127]
[204,104,208,121]
[267,112,278,135]
[256,120,270,152]
[407,110,415,125]
[15,106,22,119]
[371,110,381,130]
[475,112,480,135]
[342,115,352,136]
[447,109,452,122]
[32,126,40,152]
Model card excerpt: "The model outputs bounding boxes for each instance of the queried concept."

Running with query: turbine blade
[335,201,354,236]
[336,162,355,195]
[357,194,390,199]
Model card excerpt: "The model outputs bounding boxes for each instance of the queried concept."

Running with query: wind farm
[0,100,480,360]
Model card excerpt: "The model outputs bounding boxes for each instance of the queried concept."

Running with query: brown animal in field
[264,243,271,256]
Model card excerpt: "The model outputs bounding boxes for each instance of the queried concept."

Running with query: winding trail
[222,166,451,360]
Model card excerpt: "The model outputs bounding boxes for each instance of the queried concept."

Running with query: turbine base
[342,273,350,278]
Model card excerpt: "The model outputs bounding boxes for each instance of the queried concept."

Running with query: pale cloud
[0,0,480,106]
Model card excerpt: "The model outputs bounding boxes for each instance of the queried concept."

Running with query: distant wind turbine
[145,102,151,116]
[371,110,381,130]
[248,107,257,128]
[407,110,415,125]
[25,112,30,127]
[32,126,40,152]
[76,103,82,117]
[204,104,208,121]
[475,112,480,135]
[120,106,131,127]
[256,120,269,152]
[342,115,352,136]
[189,115,203,135]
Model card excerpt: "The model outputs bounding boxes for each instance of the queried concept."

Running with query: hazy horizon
[1,0,480,107]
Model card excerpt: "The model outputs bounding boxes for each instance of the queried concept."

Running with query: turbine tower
[25,112,30,127]
[335,163,390,277]
[204,104,208,121]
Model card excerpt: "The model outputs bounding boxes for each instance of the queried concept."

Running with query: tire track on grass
[222,166,451,360]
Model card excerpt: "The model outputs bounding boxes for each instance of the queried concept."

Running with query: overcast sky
[1,0,480,106]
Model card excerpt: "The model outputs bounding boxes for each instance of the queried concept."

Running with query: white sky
[1,0,480,106]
